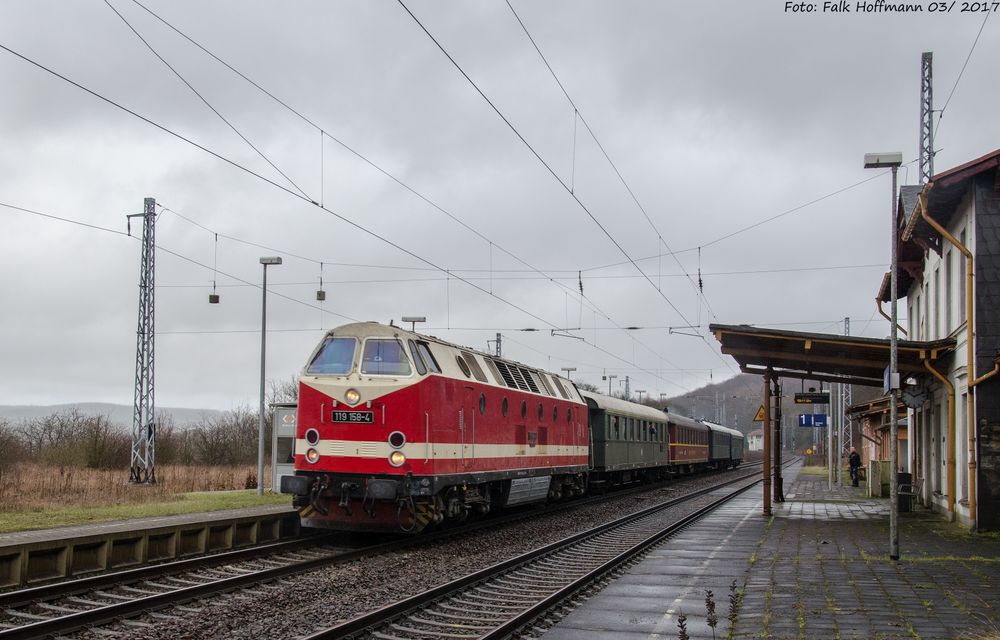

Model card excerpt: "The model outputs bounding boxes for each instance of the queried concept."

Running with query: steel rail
[0,462,763,639]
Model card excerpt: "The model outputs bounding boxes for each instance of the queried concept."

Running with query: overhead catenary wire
[0,200,360,322]
[505,0,719,321]
[103,0,312,201]
[934,10,991,139]
[2,199,695,393]
[115,0,684,377]
[397,1,743,384]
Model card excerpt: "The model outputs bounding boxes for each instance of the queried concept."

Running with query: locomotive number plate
[332,410,374,423]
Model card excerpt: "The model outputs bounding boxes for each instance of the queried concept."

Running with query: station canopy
[709,324,955,387]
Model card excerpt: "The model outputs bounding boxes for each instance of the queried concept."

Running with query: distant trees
[0,417,25,472]
[1,404,276,470]
[12,409,130,469]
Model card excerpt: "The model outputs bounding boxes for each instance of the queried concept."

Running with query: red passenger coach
[667,414,710,469]
[281,322,590,532]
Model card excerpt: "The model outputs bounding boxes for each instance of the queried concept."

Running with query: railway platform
[0,504,298,589]
[541,460,1000,640]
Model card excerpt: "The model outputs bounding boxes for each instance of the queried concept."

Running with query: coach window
[612,415,620,440]
[360,338,411,376]
[407,340,427,375]
[502,397,509,417]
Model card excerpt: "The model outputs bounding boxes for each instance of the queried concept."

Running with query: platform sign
[794,391,830,404]
[798,413,828,427]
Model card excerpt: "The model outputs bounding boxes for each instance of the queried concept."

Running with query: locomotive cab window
[360,338,411,376]
[307,336,357,375]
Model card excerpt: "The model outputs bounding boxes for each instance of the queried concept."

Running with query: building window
[958,230,967,324]
[945,251,952,334]
[934,266,940,339]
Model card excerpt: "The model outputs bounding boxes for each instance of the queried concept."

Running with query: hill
[0,403,223,428]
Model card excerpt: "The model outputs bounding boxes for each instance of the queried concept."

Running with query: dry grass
[0,462,271,512]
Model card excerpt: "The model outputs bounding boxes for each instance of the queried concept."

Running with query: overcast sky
[1,0,996,411]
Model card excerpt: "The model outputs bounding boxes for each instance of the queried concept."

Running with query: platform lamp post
[636,390,646,403]
[561,367,576,381]
[864,151,903,560]
[258,256,282,496]
[607,374,618,396]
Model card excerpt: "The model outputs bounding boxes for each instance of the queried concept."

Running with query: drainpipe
[924,359,955,516]
[917,188,975,527]
[877,299,909,336]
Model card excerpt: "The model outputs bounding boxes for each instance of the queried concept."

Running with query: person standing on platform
[849,447,862,487]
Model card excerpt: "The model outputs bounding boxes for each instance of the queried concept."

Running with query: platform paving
[541,462,1000,640]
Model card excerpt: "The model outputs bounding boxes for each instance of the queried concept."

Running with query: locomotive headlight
[305,448,320,464]
[345,388,360,405]
[389,451,406,467]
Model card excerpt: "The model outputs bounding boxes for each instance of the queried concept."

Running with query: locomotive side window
[502,397,509,417]
[407,340,427,375]
[306,336,357,375]
[551,377,570,399]
[521,400,528,419]
[539,374,556,396]
[360,338,411,376]
[484,358,505,386]
[417,342,441,373]
[479,393,487,415]
[461,352,488,383]
[456,355,472,378]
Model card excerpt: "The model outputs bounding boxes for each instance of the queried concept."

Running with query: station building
[880,148,1000,529]
[712,147,1000,530]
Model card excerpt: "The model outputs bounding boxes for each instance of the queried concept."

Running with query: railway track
[300,462,784,640]
[0,463,764,639]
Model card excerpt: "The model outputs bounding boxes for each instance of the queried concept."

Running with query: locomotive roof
[323,322,581,400]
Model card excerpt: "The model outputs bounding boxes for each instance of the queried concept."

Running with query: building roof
[710,324,954,387]
[903,148,1000,250]
[877,185,927,303]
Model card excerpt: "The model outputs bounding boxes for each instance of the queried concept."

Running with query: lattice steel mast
[920,52,934,184]
[128,197,156,484]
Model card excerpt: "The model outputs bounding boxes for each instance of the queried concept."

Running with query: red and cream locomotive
[280,322,590,532]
